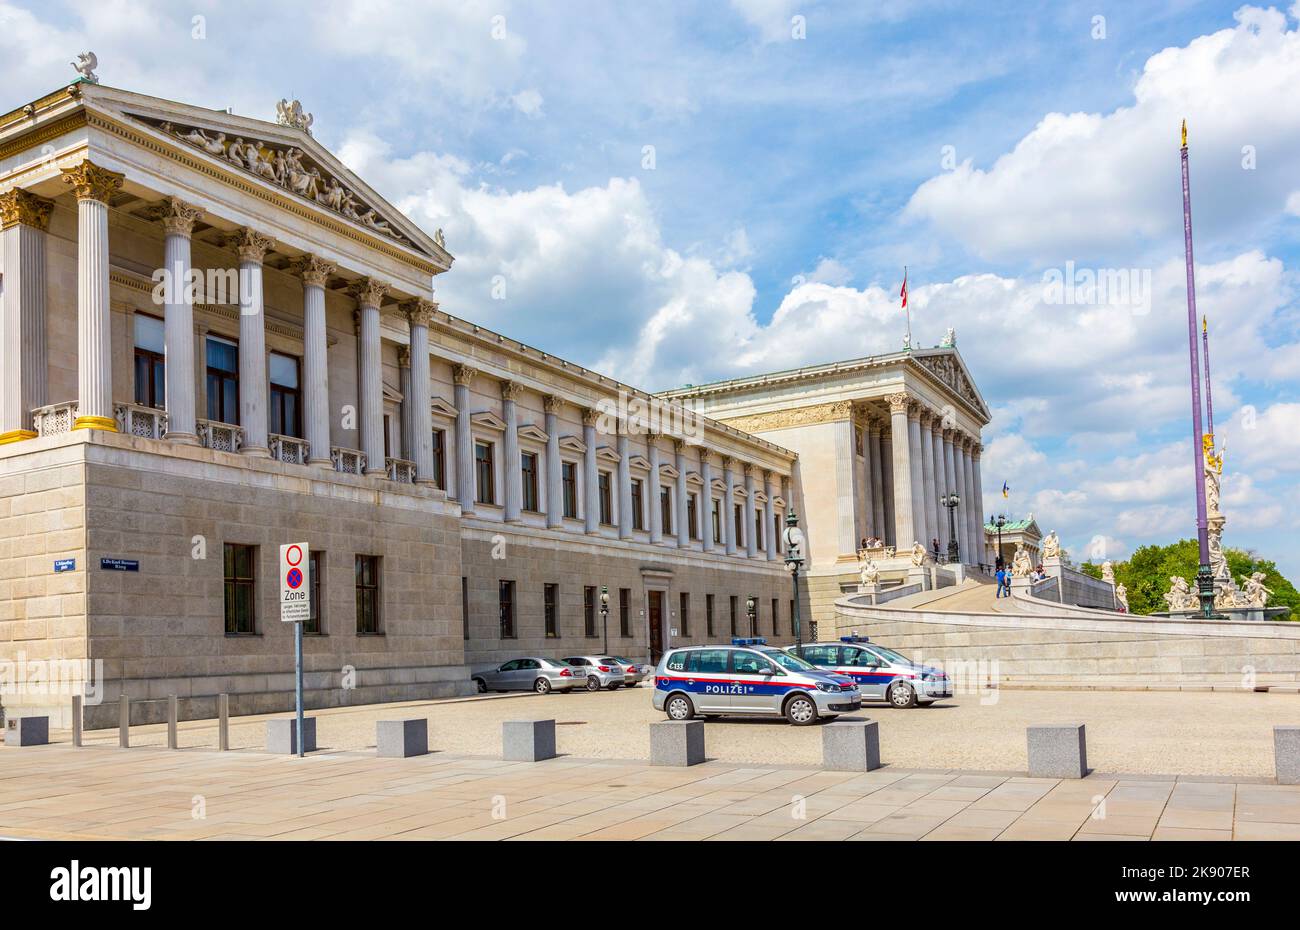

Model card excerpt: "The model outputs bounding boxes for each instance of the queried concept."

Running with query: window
[729,595,738,636]
[712,500,722,544]
[754,510,764,552]
[732,651,776,675]
[660,486,673,535]
[562,462,578,518]
[584,586,597,638]
[432,429,447,490]
[499,580,516,638]
[705,594,715,636]
[223,543,256,634]
[619,588,631,637]
[305,550,323,634]
[771,598,780,636]
[598,471,613,524]
[679,592,690,637]
[687,649,729,674]
[803,644,841,665]
[544,583,558,638]
[269,352,301,437]
[630,479,644,531]
[205,335,239,424]
[734,504,745,548]
[133,313,165,409]
[461,576,470,640]
[475,441,495,504]
[688,494,699,540]
[774,513,782,553]
[521,451,540,512]
[355,555,381,634]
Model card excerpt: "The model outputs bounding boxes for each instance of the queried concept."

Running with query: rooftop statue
[276,98,314,135]
[72,51,99,84]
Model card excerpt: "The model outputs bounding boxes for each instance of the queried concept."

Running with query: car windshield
[613,657,633,665]
[539,658,570,668]
[870,645,913,666]
[765,649,817,672]
[599,658,620,665]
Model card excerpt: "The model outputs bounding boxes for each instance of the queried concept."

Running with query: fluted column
[907,404,927,547]
[582,407,600,534]
[931,420,949,552]
[616,427,633,539]
[453,364,477,514]
[675,439,690,548]
[942,429,959,558]
[151,198,204,443]
[764,470,776,560]
[401,299,436,484]
[501,381,522,521]
[397,347,412,458]
[962,437,979,564]
[0,190,53,443]
[743,464,757,558]
[919,410,937,550]
[62,162,124,432]
[868,421,885,540]
[295,255,335,465]
[229,228,275,455]
[880,430,896,546]
[647,433,663,544]
[543,395,564,527]
[972,440,987,565]
[887,393,914,549]
[951,431,969,562]
[350,277,389,474]
[700,451,715,553]
[721,455,737,556]
[858,419,874,539]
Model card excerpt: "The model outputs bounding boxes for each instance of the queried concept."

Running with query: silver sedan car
[471,657,581,694]
[611,656,652,687]
[561,655,627,691]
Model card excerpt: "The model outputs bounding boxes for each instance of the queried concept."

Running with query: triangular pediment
[518,423,549,444]
[910,348,990,422]
[628,454,651,471]
[471,411,507,431]
[596,445,621,464]
[430,397,457,419]
[686,470,704,486]
[559,435,586,455]
[659,463,680,480]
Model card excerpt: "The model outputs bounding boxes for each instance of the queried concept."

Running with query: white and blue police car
[653,638,862,725]
[788,636,952,708]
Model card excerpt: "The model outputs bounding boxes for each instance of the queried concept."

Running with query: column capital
[292,254,337,288]
[60,160,124,204]
[500,379,523,402]
[151,197,204,237]
[942,427,956,442]
[720,454,734,470]
[400,297,437,328]
[886,391,910,415]
[348,276,390,309]
[452,363,478,387]
[0,188,53,231]
[229,227,275,264]
[672,436,688,453]
[542,394,565,415]
[396,345,411,369]
[581,406,601,428]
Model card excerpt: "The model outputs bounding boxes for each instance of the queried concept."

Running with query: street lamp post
[941,492,961,564]
[782,511,806,650]
[992,513,1007,569]
[599,585,609,654]
[746,595,757,637]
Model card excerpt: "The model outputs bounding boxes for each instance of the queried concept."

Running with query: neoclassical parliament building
[0,79,989,725]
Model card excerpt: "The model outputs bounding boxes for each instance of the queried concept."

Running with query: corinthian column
[887,393,915,549]
[919,410,937,550]
[295,255,336,464]
[722,456,736,556]
[229,228,275,455]
[868,420,885,540]
[501,380,523,522]
[951,431,969,561]
[402,299,436,484]
[972,440,987,566]
[582,407,600,534]
[675,439,690,549]
[152,197,204,444]
[743,464,757,558]
[350,277,389,474]
[62,161,124,432]
[647,433,663,544]
[907,404,927,547]
[616,426,632,540]
[931,419,948,552]
[942,428,959,558]
[453,364,477,512]
[962,436,980,565]
[543,395,563,527]
[763,469,776,560]
[0,189,53,443]
[700,450,714,553]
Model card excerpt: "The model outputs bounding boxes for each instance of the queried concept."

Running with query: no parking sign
[280,542,310,623]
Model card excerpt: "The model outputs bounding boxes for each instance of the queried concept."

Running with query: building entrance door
[647,590,664,662]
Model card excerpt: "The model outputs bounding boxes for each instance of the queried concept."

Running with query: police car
[653,638,862,726]
[788,636,952,708]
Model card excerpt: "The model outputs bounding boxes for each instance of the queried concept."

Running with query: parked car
[788,636,952,708]
[471,657,581,694]
[561,655,627,691]
[611,656,652,687]
[653,638,861,725]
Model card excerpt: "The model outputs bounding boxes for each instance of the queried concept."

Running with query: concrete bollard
[649,720,705,766]
[72,696,82,748]
[119,694,130,749]
[218,694,229,751]
[167,695,178,750]
[1027,723,1088,778]
[4,716,49,747]
[1275,726,1300,785]
[266,717,316,754]
[503,720,556,762]
[377,719,428,758]
[822,718,881,771]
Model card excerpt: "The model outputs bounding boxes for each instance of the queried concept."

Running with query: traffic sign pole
[295,618,304,759]
[280,542,311,758]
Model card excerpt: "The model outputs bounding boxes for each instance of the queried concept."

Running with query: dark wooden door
[648,590,664,662]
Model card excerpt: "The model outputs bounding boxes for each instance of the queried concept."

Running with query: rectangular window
[688,494,699,540]
[223,543,256,635]
[754,510,764,551]
[619,588,631,637]
[205,335,239,424]
[133,313,165,409]
[521,451,540,512]
[775,513,782,553]
[734,504,744,548]
[729,595,738,636]
[461,576,470,641]
[712,499,722,544]
[679,592,690,637]
[705,593,715,637]
[584,586,597,638]
[475,441,495,505]
[432,429,447,490]
[630,479,644,531]
[355,555,381,634]
[269,352,301,438]
[544,583,559,638]
[772,598,780,636]
[305,550,323,634]
[598,471,613,525]
[499,580,516,638]
[562,462,579,518]
[660,486,673,535]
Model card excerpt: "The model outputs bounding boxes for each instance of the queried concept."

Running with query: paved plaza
[2,740,1299,841]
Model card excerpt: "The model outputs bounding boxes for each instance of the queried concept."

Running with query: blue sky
[4,0,1298,577]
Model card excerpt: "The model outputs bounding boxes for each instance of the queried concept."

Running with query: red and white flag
[900,268,908,309]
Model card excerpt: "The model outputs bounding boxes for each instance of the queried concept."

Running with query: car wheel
[609,683,621,690]
[473,677,487,694]
[888,681,917,708]
[785,694,819,726]
[534,677,552,695]
[586,675,602,692]
[665,693,694,721]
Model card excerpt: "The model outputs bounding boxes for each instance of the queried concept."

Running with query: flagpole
[903,266,913,351]
[1180,120,1216,619]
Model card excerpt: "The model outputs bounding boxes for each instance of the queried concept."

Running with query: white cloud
[510,88,544,118]
[728,0,800,42]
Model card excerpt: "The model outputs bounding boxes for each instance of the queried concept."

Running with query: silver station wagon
[471,657,581,694]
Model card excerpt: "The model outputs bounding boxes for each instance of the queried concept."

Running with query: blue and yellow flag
[1001,481,1010,499]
